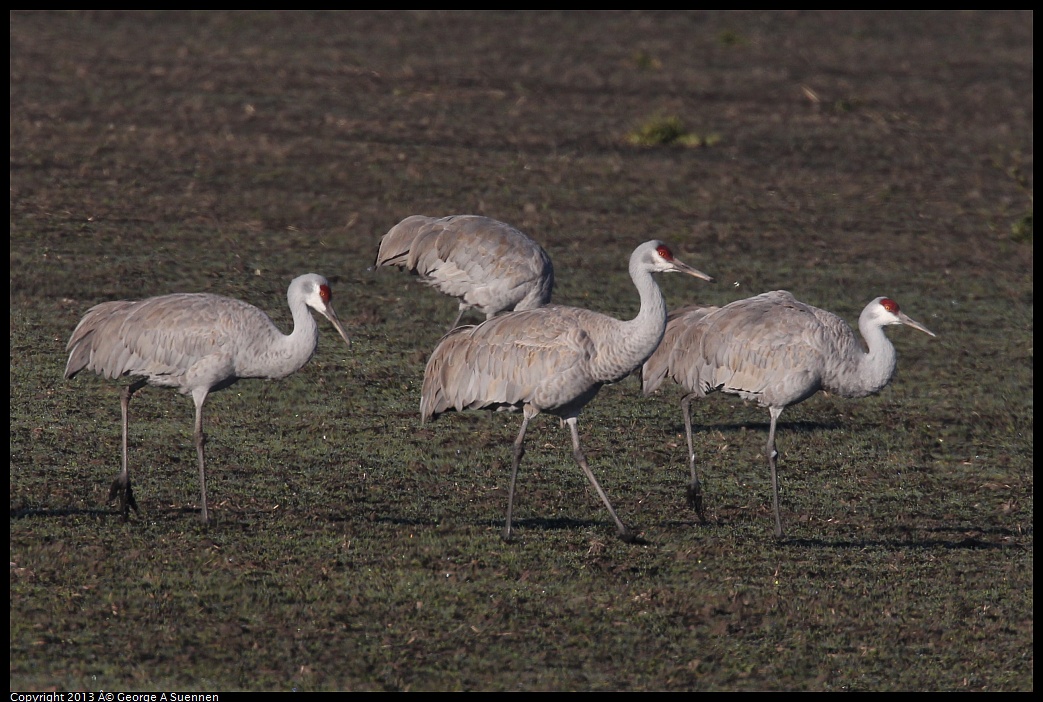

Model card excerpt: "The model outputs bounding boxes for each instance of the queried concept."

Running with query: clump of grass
[832,98,859,113]
[1011,212,1032,243]
[718,29,745,46]
[632,49,662,71]
[626,115,721,148]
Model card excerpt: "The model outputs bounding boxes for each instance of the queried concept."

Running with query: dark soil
[10,11,1032,692]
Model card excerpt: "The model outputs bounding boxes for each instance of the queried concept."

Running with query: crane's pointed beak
[899,311,936,337]
[672,259,714,283]
[324,303,352,348]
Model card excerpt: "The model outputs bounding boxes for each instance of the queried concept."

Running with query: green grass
[10,10,1033,692]
[625,115,721,148]
[1011,212,1032,243]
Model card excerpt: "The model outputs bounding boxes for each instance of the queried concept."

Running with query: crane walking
[641,290,936,537]
[421,240,712,542]
[64,273,352,523]
[375,214,554,329]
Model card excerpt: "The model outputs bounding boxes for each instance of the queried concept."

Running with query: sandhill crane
[421,240,712,542]
[641,290,936,538]
[64,273,352,523]
[374,214,554,329]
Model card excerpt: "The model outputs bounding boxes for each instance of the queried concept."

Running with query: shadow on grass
[370,513,653,543]
[682,419,843,435]
[10,506,118,519]
[655,516,1028,551]
[10,505,206,521]
[12,508,1027,553]
[373,513,612,532]
[780,519,1030,550]
[782,535,1021,550]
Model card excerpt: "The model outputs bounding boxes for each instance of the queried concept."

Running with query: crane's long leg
[192,388,211,523]
[110,379,147,520]
[681,393,706,523]
[565,417,636,543]
[448,305,467,331]
[502,411,533,541]
[766,406,784,539]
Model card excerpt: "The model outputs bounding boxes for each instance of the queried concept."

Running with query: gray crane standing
[374,214,554,329]
[421,240,713,542]
[64,273,352,523]
[641,290,936,538]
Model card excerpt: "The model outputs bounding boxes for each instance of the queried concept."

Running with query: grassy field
[10,11,1032,691]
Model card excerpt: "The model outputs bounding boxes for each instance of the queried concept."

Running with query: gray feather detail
[66,293,285,390]
[420,307,597,418]
[376,214,554,324]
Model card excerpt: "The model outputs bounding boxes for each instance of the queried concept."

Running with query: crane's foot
[685,483,707,523]
[617,528,648,545]
[108,476,139,521]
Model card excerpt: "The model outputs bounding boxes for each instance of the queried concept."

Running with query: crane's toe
[108,475,138,520]
[685,483,706,523]
[617,528,647,545]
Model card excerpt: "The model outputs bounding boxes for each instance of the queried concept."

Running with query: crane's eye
[319,284,332,303]
[656,244,674,261]
[880,298,899,314]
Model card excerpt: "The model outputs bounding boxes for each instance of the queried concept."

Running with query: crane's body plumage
[642,290,935,537]
[421,240,713,542]
[375,214,554,329]
[422,304,666,419]
[67,293,316,390]
[421,307,595,418]
[64,273,352,522]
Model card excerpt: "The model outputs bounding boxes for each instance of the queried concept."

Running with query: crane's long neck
[244,294,320,380]
[828,314,898,398]
[594,261,668,382]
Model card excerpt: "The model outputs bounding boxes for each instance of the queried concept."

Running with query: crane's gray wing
[695,291,830,405]
[65,300,137,379]
[641,304,718,394]
[411,216,552,309]
[421,305,597,419]
[65,293,279,387]
[374,215,435,268]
